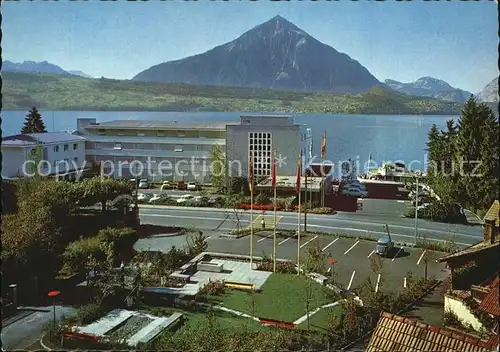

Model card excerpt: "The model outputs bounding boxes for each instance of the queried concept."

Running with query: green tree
[209,144,226,193]
[21,106,47,133]
[187,231,208,256]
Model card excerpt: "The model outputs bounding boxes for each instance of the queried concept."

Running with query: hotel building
[77,118,226,183]
[77,115,311,183]
[1,132,87,179]
[226,115,311,179]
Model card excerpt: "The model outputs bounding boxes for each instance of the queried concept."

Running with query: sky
[2,0,498,93]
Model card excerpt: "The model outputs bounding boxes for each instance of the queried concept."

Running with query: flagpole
[250,154,254,269]
[304,171,308,232]
[250,187,253,269]
[273,180,277,272]
[297,182,301,276]
[273,150,277,273]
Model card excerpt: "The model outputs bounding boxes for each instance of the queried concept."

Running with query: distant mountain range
[477,76,499,103]
[132,16,383,94]
[2,60,93,78]
[384,77,473,103]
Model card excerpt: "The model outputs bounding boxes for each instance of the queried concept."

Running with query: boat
[365,161,423,183]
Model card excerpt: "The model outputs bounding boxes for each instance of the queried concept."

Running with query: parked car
[176,194,194,204]
[149,194,170,203]
[342,181,366,190]
[412,196,432,206]
[187,182,200,191]
[137,192,154,201]
[177,181,187,190]
[375,236,394,256]
[138,179,150,189]
[341,188,368,197]
[417,203,431,211]
[160,180,174,190]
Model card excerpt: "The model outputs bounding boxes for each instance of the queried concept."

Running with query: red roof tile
[478,277,500,316]
[366,312,497,352]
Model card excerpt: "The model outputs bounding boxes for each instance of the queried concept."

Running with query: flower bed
[238,203,277,211]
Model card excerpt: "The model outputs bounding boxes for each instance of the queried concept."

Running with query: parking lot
[135,231,449,295]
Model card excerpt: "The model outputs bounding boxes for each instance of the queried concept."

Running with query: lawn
[297,305,343,332]
[205,273,335,323]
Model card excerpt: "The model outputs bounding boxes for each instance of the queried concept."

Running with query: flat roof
[2,132,86,146]
[83,120,228,131]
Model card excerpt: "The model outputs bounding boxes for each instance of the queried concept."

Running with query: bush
[309,207,336,214]
[199,280,225,295]
[98,227,137,252]
[60,236,105,277]
[77,303,106,325]
[257,259,296,274]
[255,191,271,205]
[404,202,467,224]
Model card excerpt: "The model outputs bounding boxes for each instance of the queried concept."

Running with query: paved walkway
[1,306,77,351]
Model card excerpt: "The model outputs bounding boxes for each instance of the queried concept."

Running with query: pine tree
[21,107,47,134]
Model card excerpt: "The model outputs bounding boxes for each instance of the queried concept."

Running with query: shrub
[257,259,296,274]
[60,236,105,277]
[77,303,106,325]
[404,202,467,224]
[255,191,271,205]
[309,207,336,214]
[199,279,225,295]
[98,227,137,251]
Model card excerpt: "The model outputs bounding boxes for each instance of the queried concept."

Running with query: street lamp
[328,258,337,284]
[47,290,60,341]
[414,172,422,244]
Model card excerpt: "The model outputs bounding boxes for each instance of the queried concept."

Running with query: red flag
[271,150,277,189]
[296,150,302,194]
[249,153,254,193]
[321,130,326,160]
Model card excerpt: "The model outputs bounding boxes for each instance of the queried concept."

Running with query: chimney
[483,219,497,244]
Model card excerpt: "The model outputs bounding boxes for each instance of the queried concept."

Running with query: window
[64,144,69,151]
[114,143,122,150]
[73,143,78,150]
[53,145,59,152]
[157,130,165,137]
[248,132,272,176]
[117,129,125,136]
[174,146,183,152]
[137,133,145,137]
[97,129,106,135]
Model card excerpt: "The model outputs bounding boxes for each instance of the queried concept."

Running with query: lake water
[1,111,458,172]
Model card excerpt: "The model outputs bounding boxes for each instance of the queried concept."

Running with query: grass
[204,273,335,322]
[297,305,343,331]
[3,71,463,115]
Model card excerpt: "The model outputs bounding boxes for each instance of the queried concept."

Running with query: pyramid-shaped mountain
[132,16,382,93]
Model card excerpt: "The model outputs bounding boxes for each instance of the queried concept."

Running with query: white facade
[1,133,87,179]
[226,115,312,179]
[77,118,226,183]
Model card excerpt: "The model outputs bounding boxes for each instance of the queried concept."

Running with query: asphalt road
[138,199,484,247]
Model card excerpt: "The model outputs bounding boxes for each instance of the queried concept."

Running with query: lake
[1,111,458,172]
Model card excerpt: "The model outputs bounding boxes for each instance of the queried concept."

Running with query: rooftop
[478,277,500,316]
[2,132,86,146]
[83,120,228,131]
[366,312,497,352]
[438,241,499,263]
[483,200,499,227]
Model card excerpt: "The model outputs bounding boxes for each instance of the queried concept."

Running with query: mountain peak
[385,76,471,102]
[132,16,381,94]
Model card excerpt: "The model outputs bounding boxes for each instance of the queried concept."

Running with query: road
[138,199,484,247]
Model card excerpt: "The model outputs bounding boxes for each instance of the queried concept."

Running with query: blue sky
[2,0,497,93]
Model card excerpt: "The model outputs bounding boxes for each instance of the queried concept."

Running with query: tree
[209,144,226,193]
[304,241,326,274]
[187,231,208,256]
[21,107,47,134]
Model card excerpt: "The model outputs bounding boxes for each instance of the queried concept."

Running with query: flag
[249,153,254,193]
[369,152,372,161]
[321,130,326,160]
[296,150,302,193]
[271,150,277,189]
